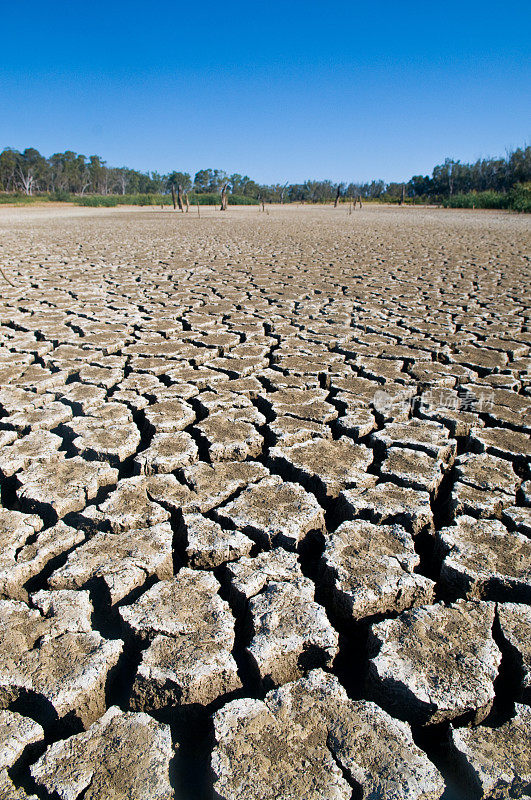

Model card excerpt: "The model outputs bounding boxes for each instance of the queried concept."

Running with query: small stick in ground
[196,200,200,217]
[0,268,15,287]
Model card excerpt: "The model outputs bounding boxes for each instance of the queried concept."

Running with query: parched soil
[0,204,529,800]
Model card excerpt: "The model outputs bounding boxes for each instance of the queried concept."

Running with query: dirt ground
[0,204,529,800]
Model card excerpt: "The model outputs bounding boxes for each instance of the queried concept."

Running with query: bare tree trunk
[184,192,189,212]
[17,168,34,195]
[171,185,177,210]
[177,185,184,212]
[220,183,228,211]
[358,195,363,209]
[334,185,341,208]
[399,184,405,206]
[280,182,288,204]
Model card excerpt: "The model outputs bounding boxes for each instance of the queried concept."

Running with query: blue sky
[1,0,529,183]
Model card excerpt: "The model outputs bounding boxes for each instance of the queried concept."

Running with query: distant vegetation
[74,193,259,207]
[0,145,529,211]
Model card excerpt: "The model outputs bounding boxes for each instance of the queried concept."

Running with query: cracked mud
[0,204,529,799]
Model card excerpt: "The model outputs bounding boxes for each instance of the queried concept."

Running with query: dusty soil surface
[0,204,529,799]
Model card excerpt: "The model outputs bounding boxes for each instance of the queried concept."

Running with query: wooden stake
[220,183,228,211]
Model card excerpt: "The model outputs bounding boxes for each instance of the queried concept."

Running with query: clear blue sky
[1,0,529,183]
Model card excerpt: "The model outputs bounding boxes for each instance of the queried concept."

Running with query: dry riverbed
[0,203,529,799]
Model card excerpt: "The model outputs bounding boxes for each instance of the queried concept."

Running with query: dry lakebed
[0,203,529,799]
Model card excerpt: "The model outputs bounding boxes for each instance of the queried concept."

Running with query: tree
[166,171,191,193]
[507,146,531,187]
[361,180,385,199]
[408,175,432,197]
[0,148,19,192]
[114,167,134,195]
[229,173,244,193]
[241,178,260,198]
[210,169,228,193]
[17,148,47,195]
[87,155,106,194]
[432,158,460,196]
[48,151,84,193]
[194,169,214,192]
[0,141,529,204]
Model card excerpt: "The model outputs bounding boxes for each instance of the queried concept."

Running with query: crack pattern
[0,203,529,799]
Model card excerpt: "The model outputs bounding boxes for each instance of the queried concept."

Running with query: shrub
[509,183,531,213]
[0,193,39,204]
[50,190,72,202]
[114,194,171,205]
[443,191,510,210]
[75,195,119,207]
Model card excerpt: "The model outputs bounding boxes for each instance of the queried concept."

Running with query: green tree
[87,155,106,193]
[0,148,19,192]
[166,171,192,192]
[193,169,214,192]
[17,148,48,194]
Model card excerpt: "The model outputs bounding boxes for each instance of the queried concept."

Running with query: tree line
[0,144,529,203]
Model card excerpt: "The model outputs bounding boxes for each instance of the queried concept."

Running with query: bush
[114,194,171,205]
[440,188,530,212]
[188,193,259,206]
[50,190,72,202]
[0,193,39,204]
[443,191,510,210]
[509,183,531,213]
[74,193,261,207]
[0,191,261,207]
[75,195,119,207]
[228,194,260,205]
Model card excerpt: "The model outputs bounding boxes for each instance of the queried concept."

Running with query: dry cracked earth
[0,203,529,800]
